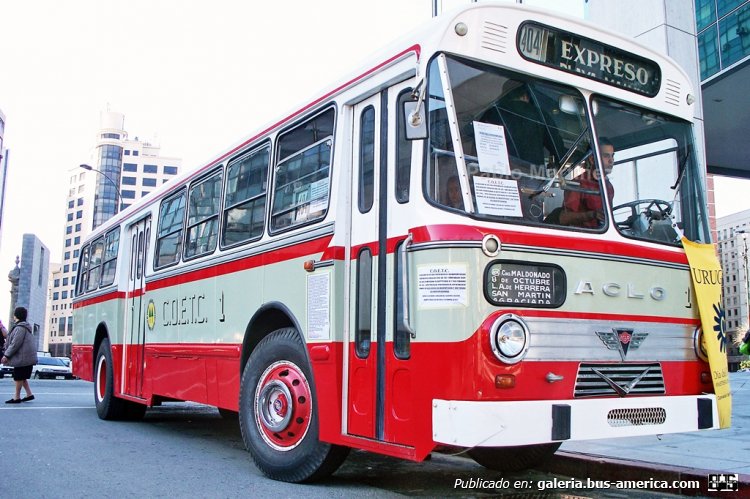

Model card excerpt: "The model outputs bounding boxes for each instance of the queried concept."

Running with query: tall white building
[716,208,750,370]
[47,110,182,356]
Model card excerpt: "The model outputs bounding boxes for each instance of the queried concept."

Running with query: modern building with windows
[47,110,182,356]
[695,0,750,179]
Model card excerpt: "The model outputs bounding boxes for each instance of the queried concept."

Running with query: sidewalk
[540,370,750,496]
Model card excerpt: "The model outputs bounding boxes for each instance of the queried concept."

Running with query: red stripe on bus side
[73,291,126,309]
[147,234,333,291]
[410,224,689,264]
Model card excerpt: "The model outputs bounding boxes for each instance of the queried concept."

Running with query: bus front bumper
[432,395,719,447]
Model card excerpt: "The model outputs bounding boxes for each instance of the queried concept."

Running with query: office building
[47,110,182,357]
[696,0,750,179]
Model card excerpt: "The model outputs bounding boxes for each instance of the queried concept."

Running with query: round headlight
[490,314,529,364]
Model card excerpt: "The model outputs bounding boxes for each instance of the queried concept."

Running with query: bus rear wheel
[94,338,146,421]
[239,328,348,483]
[467,442,561,472]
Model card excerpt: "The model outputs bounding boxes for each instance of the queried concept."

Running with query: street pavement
[541,370,750,495]
[2,370,748,497]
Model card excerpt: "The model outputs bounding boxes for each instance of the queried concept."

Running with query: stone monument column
[7,256,19,324]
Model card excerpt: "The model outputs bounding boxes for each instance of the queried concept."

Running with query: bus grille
[574,362,665,398]
[607,407,667,427]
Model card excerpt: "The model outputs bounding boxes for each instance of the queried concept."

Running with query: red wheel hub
[255,361,312,450]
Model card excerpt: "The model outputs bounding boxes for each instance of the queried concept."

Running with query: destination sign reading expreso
[484,260,566,308]
[517,22,661,97]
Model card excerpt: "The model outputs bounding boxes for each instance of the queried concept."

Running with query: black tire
[467,442,562,472]
[33,372,40,379]
[239,328,349,483]
[94,338,146,421]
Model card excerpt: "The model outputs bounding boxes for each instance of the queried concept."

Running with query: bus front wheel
[239,328,348,483]
[94,338,146,421]
[467,442,561,472]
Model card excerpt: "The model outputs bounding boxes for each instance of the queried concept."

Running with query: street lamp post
[737,230,750,332]
[80,163,122,215]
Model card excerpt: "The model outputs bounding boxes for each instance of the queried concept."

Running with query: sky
[1,0,748,322]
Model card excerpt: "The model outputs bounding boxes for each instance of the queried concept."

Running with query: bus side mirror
[403,101,427,140]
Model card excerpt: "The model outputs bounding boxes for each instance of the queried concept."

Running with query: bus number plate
[518,24,548,62]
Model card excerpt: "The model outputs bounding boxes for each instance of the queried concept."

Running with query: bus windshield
[424,54,710,245]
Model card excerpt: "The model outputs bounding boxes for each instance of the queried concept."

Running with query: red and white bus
[73,3,720,482]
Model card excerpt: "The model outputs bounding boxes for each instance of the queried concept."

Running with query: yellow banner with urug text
[682,237,731,429]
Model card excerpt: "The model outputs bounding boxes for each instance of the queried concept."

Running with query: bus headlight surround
[490,314,529,364]
[693,327,708,362]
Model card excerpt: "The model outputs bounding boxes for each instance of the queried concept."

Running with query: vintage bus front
[403,11,718,469]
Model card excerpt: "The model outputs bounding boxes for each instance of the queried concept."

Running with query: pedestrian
[1,307,38,403]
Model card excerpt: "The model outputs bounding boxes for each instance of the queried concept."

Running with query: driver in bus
[558,138,615,228]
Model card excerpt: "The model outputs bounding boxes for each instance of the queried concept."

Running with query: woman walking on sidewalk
[1,307,38,404]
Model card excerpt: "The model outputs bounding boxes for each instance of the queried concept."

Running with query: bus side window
[355,248,372,358]
[393,240,410,359]
[86,238,105,292]
[100,228,120,287]
[395,88,413,203]
[155,190,186,269]
[271,108,335,232]
[76,243,91,296]
[185,170,223,259]
[223,145,270,247]
[359,105,376,213]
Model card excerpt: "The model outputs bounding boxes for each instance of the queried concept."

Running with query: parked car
[32,357,74,379]
[0,364,12,378]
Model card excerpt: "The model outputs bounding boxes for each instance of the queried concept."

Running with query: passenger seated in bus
[558,138,615,228]
[444,175,464,210]
[479,82,562,167]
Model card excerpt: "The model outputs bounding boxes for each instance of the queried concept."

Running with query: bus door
[346,81,415,444]
[124,216,151,398]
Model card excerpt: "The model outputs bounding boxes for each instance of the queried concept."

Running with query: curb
[537,450,750,498]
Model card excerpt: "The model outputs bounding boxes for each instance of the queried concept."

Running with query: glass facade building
[92,143,123,228]
[696,0,750,79]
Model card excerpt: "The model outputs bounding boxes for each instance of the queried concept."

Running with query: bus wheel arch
[238,327,349,482]
[240,303,302,378]
[92,322,110,381]
[93,331,146,421]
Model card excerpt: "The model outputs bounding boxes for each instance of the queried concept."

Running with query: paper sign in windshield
[473,176,523,217]
[473,121,511,175]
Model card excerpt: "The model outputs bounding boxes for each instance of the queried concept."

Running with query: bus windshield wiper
[530,125,589,198]
[671,143,692,191]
